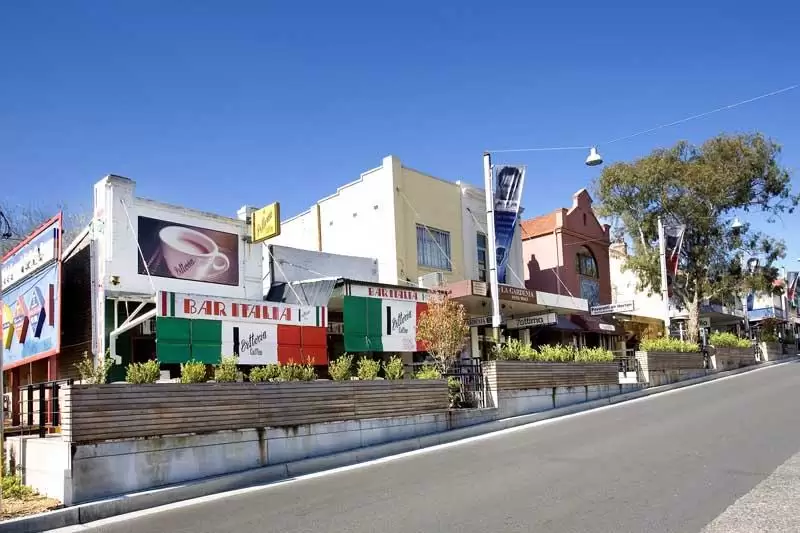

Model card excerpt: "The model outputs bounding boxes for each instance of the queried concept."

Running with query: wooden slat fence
[484,361,618,391]
[634,351,704,374]
[61,380,448,443]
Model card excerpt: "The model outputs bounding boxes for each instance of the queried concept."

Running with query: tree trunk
[686,292,700,345]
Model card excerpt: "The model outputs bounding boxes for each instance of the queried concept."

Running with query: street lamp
[483,147,604,339]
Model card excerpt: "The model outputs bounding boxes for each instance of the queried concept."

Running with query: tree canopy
[0,202,91,257]
[594,133,796,342]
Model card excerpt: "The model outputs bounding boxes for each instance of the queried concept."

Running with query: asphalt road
[79,361,800,533]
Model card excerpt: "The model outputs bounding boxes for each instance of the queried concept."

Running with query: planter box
[711,347,756,370]
[61,380,448,444]
[760,342,787,362]
[483,360,619,391]
[634,351,705,386]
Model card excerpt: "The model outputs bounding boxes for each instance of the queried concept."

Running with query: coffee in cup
[158,226,230,281]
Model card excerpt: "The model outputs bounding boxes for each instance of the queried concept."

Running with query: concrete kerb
[3,356,797,533]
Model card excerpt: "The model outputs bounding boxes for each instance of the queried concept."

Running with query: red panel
[301,326,327,348]
[277,345,303,365]
[277,324,301,346]
[300,345,328,365]
[416,302,428,352]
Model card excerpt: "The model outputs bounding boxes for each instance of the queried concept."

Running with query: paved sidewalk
[701,450,800,532]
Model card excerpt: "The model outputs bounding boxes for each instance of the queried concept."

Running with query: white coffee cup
[158,226,230,281]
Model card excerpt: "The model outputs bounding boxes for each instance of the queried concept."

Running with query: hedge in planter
[636,338,703,372]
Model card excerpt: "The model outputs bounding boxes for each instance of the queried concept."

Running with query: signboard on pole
[506,312,557,330]
[492,165,525,284]
[251,202,281,243]
[590,301,635,316]
[699,317,711,329]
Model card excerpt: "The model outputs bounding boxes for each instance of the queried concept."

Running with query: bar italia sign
[506,312,557,329]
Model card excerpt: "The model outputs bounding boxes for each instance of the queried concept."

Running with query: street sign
[506,312,557,330]
[699,317,711,329]
[590,301,635,316]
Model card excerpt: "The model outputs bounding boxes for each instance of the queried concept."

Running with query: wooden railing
[61,380,448,443]
[483,361,619,391]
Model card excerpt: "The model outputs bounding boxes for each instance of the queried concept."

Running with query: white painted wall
[264,244,379,291]
[265,160,399,285]
[92,175,262,300]
[460,184,525,288]
[609,245,663,320]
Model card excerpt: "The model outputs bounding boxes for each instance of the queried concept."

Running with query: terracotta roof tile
[521,212,558,239]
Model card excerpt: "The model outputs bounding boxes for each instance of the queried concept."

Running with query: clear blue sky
[2,1,799,266]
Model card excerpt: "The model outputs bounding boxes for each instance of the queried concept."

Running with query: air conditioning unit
[141,318,156,335]
[418,272,445,289]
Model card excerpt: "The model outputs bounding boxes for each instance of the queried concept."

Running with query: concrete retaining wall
[496,384,642,419]
[760,342,789,362]
[711,347,756,370]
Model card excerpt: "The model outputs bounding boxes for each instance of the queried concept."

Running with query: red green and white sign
[343,293,428,352]
[156,292,327,365]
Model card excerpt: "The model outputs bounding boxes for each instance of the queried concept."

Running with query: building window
[476,232,488,281]
[576,247,599,278]
[416,225,452,271]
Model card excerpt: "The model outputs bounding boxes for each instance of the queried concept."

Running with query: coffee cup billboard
[138,216,239,286]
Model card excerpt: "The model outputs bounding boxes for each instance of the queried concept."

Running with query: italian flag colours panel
[342,296,428,352]
[156,292,327,365]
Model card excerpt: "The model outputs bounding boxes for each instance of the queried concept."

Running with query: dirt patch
[2,496,61,520]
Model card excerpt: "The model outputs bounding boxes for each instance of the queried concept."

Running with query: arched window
[576,247,598,278]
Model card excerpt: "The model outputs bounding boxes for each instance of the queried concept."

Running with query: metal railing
[14,379,73,437]
[410,357,486,408]
[615,349,639,375]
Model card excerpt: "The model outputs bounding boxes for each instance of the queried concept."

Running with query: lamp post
[483,147,603,341]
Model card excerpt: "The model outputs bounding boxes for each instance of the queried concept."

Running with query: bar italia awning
[445,280,588,319]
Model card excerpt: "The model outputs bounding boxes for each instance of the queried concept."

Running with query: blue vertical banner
[493,165,525,284]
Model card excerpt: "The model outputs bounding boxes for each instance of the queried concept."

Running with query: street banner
[493,165,526,284]
[664,222,686,296]
[787,271,799,308]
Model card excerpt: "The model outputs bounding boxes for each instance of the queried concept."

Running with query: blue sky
[2,1,799,267]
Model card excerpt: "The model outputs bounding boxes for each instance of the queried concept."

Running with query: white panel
[222,322,278,365]
[381,299,418,352]
[266,245,379,287]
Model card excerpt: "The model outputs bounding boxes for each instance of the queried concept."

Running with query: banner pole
[483,152,502,342]
[658,216,671,336]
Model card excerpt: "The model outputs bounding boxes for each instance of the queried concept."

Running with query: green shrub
[328,354,354,381]
[214,355,239,382]
[2,473,37,499]
[249,364,281,382]
[279,361,317,381]
[493,338,537,360]
[761,331,779,343]
[534,344,575,362]
[180,360,208,383]
[709,332,751,348]
[447,376,464,407]
[75,351,114,384]
[357,357,381,380]
[415,364,442,379]
[125,359,161,384]
[575,346,615,362]
[383,355,405,380]
[640,337,699,353]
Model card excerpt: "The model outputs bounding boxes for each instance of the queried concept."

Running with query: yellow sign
[251,202,281,243]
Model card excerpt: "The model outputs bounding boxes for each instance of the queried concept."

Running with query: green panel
[157,341,192,364]
[191,343,222,364]
[365,297,383,337]
[191,319,222,343]
[156,317,191,341]
[343,296,368,335]
[344,333,369,352]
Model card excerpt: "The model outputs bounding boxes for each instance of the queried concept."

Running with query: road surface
[66,361,800,533]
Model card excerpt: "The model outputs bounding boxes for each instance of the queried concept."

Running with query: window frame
[416,224,452,271]
[576,247,599,279]
[476,232,488,282]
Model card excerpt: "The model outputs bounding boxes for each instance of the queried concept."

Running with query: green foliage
[447,376,464,408]
[214,355,239,382]
[383,355,405,380]
[74,351,114,384]
[125,359,161,384]
[356,357,381,380]
[3,473,37,499]
[761,331,779,343]
[248,364,281,382]
[709,332,751,348]
[414,364,442,380]
[180,360,208,383]
[640,337,700,353]
[328,354,354,381]
[595,134,796,343]
[493,341,614,363]
[278,361,317,381]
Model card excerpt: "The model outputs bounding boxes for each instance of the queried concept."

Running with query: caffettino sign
[251,202,281,244]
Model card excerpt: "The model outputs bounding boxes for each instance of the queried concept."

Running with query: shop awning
[571,314,623,335]
[444,280,588,317]
[266,277,339,306]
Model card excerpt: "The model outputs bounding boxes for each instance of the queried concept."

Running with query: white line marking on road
[50,359,798,532]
